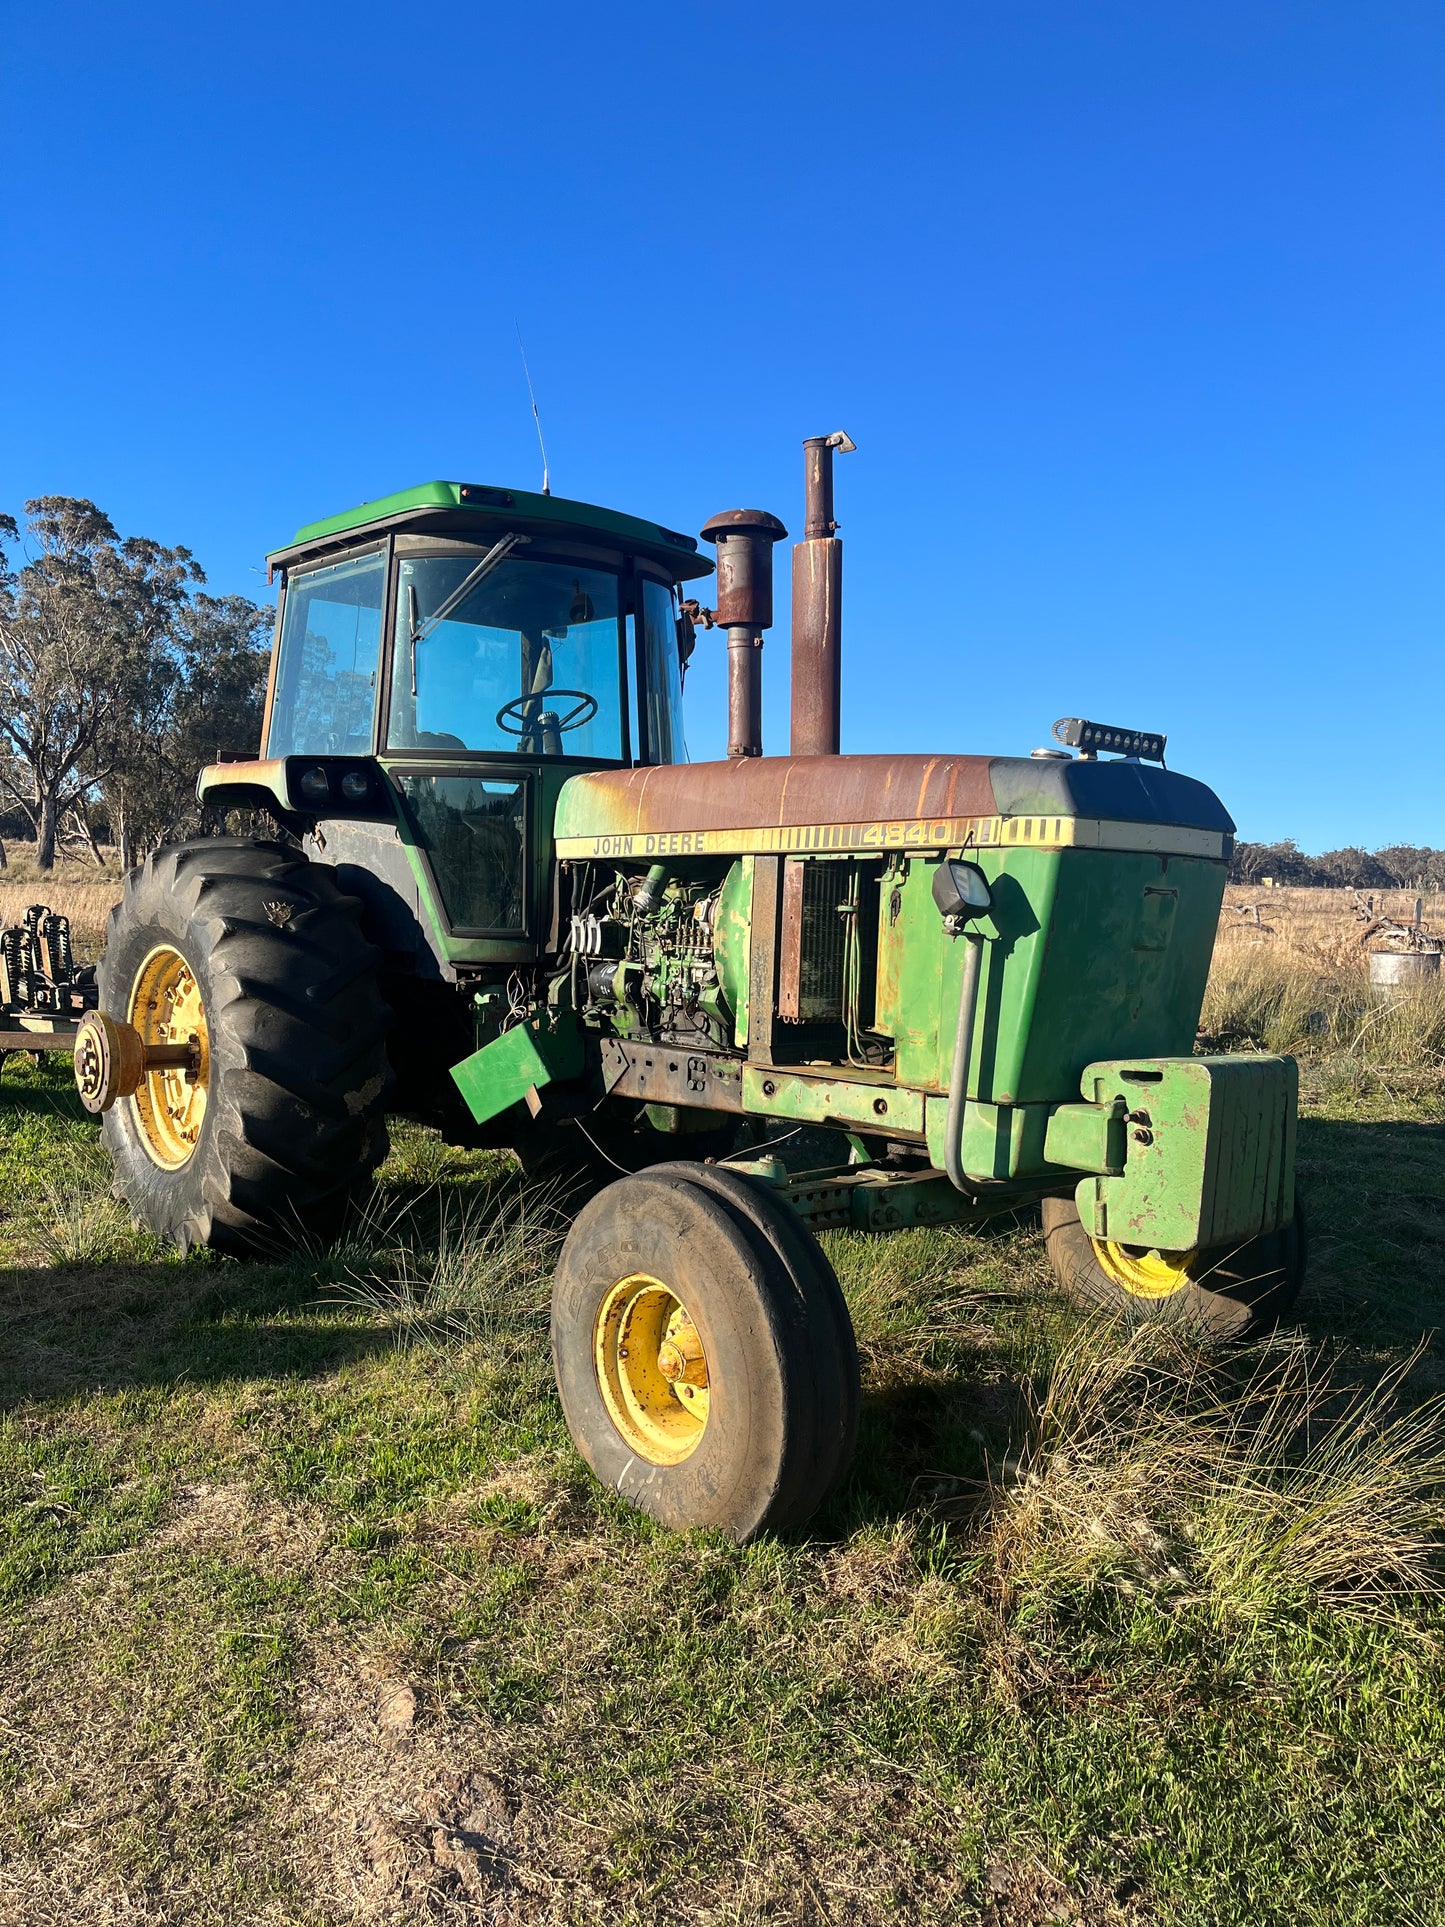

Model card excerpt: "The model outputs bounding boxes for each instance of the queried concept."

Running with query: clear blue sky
[3,2,1440,849]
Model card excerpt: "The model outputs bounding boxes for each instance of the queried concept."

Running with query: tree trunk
[118,797,134,873]
[36,791,58,872]
[76,807,105,869]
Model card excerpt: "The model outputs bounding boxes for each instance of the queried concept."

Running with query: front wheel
[1041,1193,1305,1338]
[550,1165,859,1540]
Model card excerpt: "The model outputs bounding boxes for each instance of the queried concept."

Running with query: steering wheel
[495,690,599,737]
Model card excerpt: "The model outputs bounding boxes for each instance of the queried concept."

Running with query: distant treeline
[1229,841,1445,891]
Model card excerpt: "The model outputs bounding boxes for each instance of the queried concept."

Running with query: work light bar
[1052,717,1167,763]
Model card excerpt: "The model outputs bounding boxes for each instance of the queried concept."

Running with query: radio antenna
[515,323,551,496]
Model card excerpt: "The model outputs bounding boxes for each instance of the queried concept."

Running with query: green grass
[1,1050,1443,1925]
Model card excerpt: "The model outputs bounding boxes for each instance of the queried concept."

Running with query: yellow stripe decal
[554,816,1228,861]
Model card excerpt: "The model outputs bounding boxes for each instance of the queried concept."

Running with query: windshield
[267,552,385,756]
[387,553,624,759]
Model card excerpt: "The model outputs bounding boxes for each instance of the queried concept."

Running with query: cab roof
[267,480,714,582]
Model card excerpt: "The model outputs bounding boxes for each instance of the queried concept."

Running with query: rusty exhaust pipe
[699,508,788,758]
[790,431,855,757]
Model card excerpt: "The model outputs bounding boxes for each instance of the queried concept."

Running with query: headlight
[339,769,371,804]
[297,765,330,803]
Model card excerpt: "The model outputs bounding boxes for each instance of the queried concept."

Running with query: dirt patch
[288,1657,558,1924]
[155,1479,329,1567]
[981,1859,1145,1925]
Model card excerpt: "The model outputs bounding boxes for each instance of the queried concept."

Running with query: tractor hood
[551,753,1235,862]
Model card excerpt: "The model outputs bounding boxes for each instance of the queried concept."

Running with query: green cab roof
[268,479,714,581]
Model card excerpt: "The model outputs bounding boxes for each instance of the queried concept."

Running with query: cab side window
[268,553,385,756]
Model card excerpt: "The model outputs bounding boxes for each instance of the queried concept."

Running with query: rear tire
[550,1166,858,1540]
[1041,1193,1305,1338]
[98,839,391,1254]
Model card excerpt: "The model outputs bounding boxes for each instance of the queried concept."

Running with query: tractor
[72,439,1301,1541]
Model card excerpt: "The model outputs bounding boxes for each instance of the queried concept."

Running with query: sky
[2,1,1440,850]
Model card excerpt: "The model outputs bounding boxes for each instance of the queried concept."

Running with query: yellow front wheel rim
[1093,1239,1197,1300]
[594,1274,710,1465]
[128,945,210,1169]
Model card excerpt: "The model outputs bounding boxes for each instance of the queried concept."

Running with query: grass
[1,906,1444,1923]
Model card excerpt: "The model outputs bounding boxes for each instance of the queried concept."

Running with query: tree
[1313,847,1392,889]
[1373,845,1445,891]
[1229,840,1444,892]
[1230,839,1320,886]
[0,498,269,869]
[102,591,270,864]
[0,499,197,867]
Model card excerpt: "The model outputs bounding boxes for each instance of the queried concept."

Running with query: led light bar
[1052,717,1167,763]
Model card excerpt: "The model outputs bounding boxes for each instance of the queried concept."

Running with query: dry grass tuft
[329,1184,564,1355]
[29,1173,142,1267]
[979,1320,1445,1631]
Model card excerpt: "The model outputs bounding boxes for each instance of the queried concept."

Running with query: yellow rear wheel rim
[1092,1238,1197,1300]
[128,945,210,1169]
[594,1274,710,1465]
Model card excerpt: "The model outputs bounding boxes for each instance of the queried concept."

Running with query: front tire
[98,839,391,1254]
[1041,1193,1305,1338]
[551,1165,859,1540]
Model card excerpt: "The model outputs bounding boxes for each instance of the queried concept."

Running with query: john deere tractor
[74,439,1300,1541]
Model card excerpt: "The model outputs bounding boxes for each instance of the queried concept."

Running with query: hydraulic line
[943,933,985,1193]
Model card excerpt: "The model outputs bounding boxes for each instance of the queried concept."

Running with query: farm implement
[0,905,96,1066]
[69,439,1301,1538]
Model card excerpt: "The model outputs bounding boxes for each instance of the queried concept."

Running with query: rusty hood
[554,754,997,843]
[552,752,1233,851]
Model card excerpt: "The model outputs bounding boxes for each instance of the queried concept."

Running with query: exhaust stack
[790,431,855,757]
[699,508,788,759]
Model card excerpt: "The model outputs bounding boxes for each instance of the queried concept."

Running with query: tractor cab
[200,481,713,969]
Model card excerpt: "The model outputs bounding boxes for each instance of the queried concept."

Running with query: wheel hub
[657,1320,706,1386]
[594,1276,711,1465]
[126,945,210,1169]
[1092,1238,1197,1299]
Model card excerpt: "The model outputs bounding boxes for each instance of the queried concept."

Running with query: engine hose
[943,934,985,1193]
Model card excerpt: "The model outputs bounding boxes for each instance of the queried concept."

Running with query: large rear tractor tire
[550,1164,860,1541]
[1041,1193,1305,1339]
[97,840,391,1255]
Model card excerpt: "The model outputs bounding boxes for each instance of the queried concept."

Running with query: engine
[564,862,735,1051]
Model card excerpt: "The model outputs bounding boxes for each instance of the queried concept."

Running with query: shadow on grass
[830,1375,1017,1534]
[1293,1114,1445,1350]
[0,1065,93,1117]
[0,1255,400,1411]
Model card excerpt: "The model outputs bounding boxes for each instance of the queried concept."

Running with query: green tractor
[74,440,1301,1540]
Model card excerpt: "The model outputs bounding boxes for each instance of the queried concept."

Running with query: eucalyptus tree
[104,589,271,863]
[0,498,269,869]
